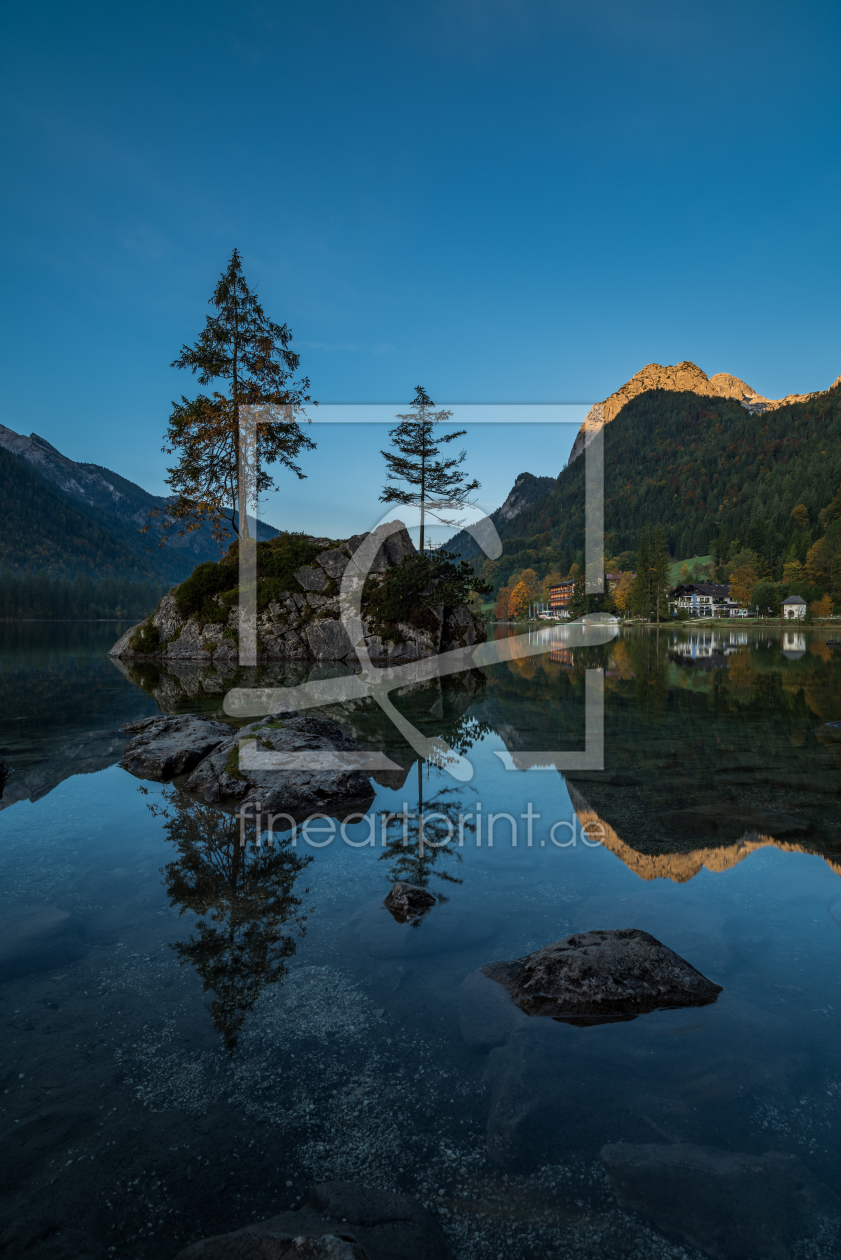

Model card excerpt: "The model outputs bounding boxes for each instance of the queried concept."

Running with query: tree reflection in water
[149,789,311,1054]
[378,713,490,919]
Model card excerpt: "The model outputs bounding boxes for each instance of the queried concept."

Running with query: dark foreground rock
[173,1181,453,1260]
[120,715,234,779]
[119,709,375,815]
[482,928,722,1024]
[601,1142,841,1259]
[0,753,10,796]
[383,881,437,923]
[183,713,374,814]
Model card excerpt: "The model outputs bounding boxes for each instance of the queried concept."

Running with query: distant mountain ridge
[568,361,841,464]
[0,423,278,581]
[447,374,841,593]
[445,471,556,556]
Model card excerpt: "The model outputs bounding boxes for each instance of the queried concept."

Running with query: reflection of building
[548,647,573,667]
[669,629,749,668]
[548,580,574,618]
[782,631,806,660]
[782,595,807,620]
[670,582,746,618]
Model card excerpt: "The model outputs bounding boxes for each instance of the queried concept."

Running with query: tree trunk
[232,277,251,541]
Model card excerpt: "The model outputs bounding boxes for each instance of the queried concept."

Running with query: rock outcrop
[173,1181,453,1260]
[119,715,234,780]
[109,522,484,665]
[481,928,722,1024]
[601,1142,841,1260]
[120,710,375,815]
[383,881,437,923]
[0,754,11,797]
[569,361,841,464]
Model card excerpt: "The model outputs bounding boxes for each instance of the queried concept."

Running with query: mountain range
[568,360,841,464]
[0,424,277,582]
[448,362,841,591]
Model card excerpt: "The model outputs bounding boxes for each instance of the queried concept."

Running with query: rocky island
[109,521,485,665]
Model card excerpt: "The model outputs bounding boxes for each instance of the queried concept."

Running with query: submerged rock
[601,1142,841,1259]
[173,1180,453,1260]
[0,905,84,980]
[383,881,437,923]
[119,715,234,780]
[481,928,722,1025]
[177,1232,366,1259]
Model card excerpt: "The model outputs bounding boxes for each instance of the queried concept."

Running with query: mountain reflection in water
[484,625,841,881]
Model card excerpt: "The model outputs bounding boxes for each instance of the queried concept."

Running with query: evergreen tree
[651,524,671,621]
[157,250,316,547]
[568,564,589,618]
[380,386,479,554]
[630,524,653,618]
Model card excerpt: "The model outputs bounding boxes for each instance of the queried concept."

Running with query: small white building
[782,595,807,620]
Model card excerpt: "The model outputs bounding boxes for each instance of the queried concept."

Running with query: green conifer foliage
[158,250,316,546]
[380,386,480,554]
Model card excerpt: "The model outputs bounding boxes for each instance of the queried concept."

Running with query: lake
[1,621,841,1259]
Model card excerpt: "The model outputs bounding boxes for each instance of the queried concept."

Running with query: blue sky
[2,0,840,534]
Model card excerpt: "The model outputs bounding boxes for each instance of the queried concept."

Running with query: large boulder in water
[481,928,722,1025]
[118,709,376,817]
[183,713,375,815]
[119,715,234,779]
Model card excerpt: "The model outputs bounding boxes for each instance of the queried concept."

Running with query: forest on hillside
[456,383,841,611]
[0,572,168,620]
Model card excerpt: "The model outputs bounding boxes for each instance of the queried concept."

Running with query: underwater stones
[347,897,500,960]
[0,905,84,980]
[383,881,437,923]
[460,967,526,1053]
[177,1233,368,1259]
[600,1142,841,1260]
[481,929,722,1024]
[173,1181,453,1260]
[119,715,234,780]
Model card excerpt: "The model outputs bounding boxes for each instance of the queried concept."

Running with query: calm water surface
[2,622,841,1258]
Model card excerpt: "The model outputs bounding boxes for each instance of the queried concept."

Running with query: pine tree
[156,250,316,546]
[380,386,479,554]
[651,524,671,621]
[630,524,652,618]
[568,565,589,618]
